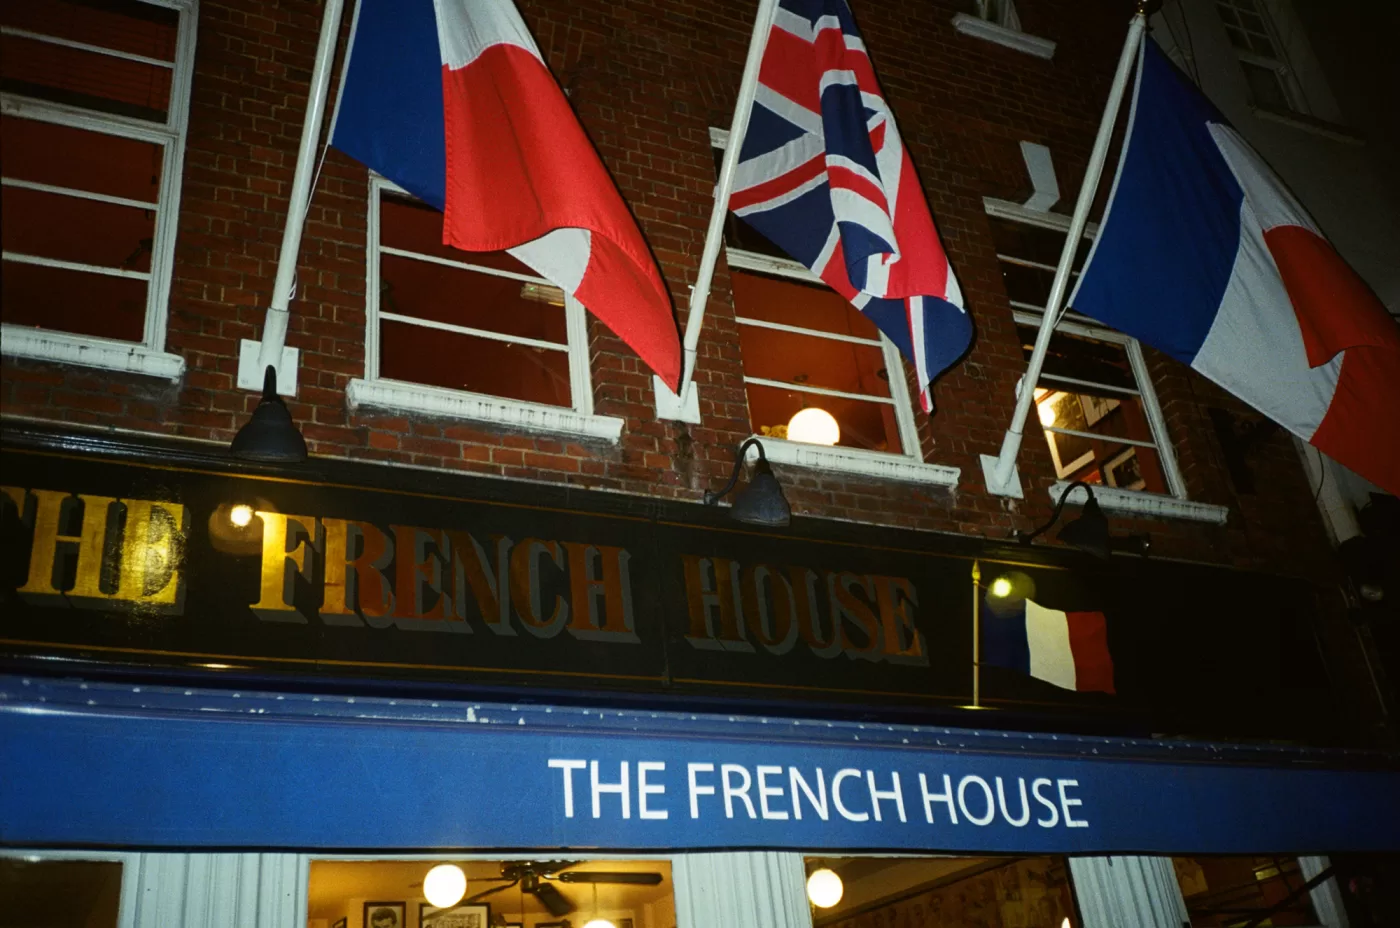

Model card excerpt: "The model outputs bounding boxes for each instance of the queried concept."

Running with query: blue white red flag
[731,0,972,411]
[984,595,1115,695]
[1071,40,1400,495]
[330,0,681,388]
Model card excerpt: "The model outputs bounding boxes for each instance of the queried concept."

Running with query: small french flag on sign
[984,597,1115,695]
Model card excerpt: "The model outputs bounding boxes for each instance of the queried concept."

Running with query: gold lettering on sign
[834,571,883,662]
[14,490,186,610]
[682,555,752,652]
[682,554,924,665]
[562,542,638,642]
[874,575,926,665]
[319,518,393,625]
[510,538,568,637]
[252,511,318,622]
[741,564,797,655]
[444,530,508,635]
[392,525,463,632]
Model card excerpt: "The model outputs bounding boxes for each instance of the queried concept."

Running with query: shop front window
[0,856,123,927]
[308,859,674,928]
[806,855,1079,927]
[1173,855,1320,927]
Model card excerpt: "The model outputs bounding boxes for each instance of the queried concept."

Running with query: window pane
[0,30,172,122]
[2,258,148,341]
[1242,60,1291,112]
[748,381,903,454]
[988,216,1092,271]
[379,318,572,407]
[310,859,674,928]
[3,185,156,271]
[806,855,1077,927]
[0,116,164,203]
[1174,856,1318,927]
[1018,323,1137,392]
[1035,387,1169,492]
[739,322,891,399]
[731,269,880,339]
[379,254,567,345]
[0,0,178,62]
[0,858,123,927]
[380,193,537,276]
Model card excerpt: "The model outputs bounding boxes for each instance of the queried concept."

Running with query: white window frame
[0,0,197,380]
[985,198,1229,524]
[712,129,958,487]
[0,848,140,925]
[951,0,1056,60]
[1214,0,1312,116]
[346,174,624,442]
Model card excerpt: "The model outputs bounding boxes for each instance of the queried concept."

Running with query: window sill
[951,14,1056,59]
[751,436,960,488]
[0,326,184,381]
[347,378,625,442]
[1252,107,1364,145]
[1049,481,1229,525]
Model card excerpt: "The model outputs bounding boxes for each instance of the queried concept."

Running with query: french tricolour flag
[331,0,681,388]
[1071,40,1400,495]
[984,597,1115,694]
[731,0,972,410]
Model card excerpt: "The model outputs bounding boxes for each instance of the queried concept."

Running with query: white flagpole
[655,0,780,419]
[239,0,349,396]
[981,6,1149,497]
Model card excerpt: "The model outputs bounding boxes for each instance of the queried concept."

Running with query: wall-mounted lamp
[1018,480,1148,558]
[704,438,791,528]
[230,366,307,463]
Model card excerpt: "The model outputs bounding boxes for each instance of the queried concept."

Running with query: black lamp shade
[730,459,791,527]
[230,367,308,463]
[1057,495,1111,558]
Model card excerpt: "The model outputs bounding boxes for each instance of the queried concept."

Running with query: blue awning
[1,674,1396,853]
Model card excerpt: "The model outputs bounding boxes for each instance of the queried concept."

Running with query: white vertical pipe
[987,11,1147,491]
[253,0,348,378]
[675,0,780,405]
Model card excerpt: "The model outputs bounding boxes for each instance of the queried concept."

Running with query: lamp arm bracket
[704,437,766,505]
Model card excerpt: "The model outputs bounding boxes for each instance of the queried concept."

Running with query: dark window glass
[806,855,1078,927]
[2,255,148,341]
[0,858,122,928]
[1174,856,1319,927]
[1242,60,1291,112]
[379,319,573,407]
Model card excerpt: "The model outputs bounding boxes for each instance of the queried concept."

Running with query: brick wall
[0,0,1340,583]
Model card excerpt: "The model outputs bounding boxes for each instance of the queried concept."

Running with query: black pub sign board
[0,427,1335,738]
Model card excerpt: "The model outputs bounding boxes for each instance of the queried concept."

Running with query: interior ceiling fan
[465,861,664,917]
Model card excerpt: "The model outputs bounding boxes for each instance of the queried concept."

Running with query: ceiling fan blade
[467,879,520,904]
[557,871,665,885]
[533,882,575,917]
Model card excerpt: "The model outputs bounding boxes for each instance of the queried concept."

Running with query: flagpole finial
[1136,0,1163,16]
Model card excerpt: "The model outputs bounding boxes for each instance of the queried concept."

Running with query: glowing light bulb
[806,868,843,908]
[229,504,254,527]
[990,576,1013,598]
[423,863,467,909]
[1037,401,1057,427]
[582,921,617,928]
[787,407,840,446]
[1061,919,1072,928]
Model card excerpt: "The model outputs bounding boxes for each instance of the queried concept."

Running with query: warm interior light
[989,576,1013,598]
[423,863,468,909]
[229,504,254,527]
[1037,399,1057,427]
[787,407,840,446]
[806,868,843,908]
[581,921,617,928]
[1061,919,1072,928]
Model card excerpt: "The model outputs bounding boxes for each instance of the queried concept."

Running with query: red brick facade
[0,0,1339,580]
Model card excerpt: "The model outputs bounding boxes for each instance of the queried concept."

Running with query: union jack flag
[731,0,972,410]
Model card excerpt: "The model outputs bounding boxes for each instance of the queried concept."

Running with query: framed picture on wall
[1079,393,1120,426]
[364,903,405,928]
[1103,447,1146,490]
[419,903,490,928]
